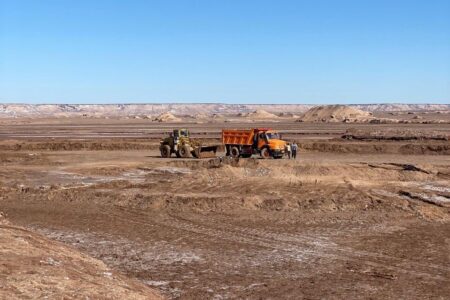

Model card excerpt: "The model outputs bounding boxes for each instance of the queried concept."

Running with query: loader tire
[261,147,271,159]
[230,146,240,158]
[160,145,171,158]
[180,145,191,158]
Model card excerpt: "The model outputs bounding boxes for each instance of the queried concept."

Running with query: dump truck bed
[222,129,255,145]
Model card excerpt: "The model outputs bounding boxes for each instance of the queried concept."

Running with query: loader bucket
[193,145,220,158]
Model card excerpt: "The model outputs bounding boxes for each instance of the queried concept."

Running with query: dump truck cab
[256,130,286,158]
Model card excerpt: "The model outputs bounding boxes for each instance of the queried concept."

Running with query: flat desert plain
[0,110,449,299]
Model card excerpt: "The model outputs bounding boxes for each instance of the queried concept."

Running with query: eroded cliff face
[1,103,448,118]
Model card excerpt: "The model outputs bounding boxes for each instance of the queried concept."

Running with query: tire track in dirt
[109,208,321,261]
[167,214,450,279]
[108,207,449,282]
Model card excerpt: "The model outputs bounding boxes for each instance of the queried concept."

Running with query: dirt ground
[0,217,162,299]
[0,119,449,299]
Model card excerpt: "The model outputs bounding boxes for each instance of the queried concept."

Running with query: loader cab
[173,129,190,138]
[172,129,190,147]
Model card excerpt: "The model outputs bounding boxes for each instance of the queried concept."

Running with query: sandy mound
[153,112,181,122]
[298,105,372,123]
[240,110,279,119]
[0,217,162,299]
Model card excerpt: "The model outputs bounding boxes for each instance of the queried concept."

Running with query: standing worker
[285,143,291,159]
[291,142,298,159]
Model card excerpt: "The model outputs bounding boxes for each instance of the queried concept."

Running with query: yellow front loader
[159,129,219,158]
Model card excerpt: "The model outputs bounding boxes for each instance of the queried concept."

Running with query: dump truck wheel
[230,146,240,158]
[160,145,171,158]
[261,148,271,159]
[180,145,191,158]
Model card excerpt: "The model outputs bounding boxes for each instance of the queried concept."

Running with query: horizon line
[1,102,449,106]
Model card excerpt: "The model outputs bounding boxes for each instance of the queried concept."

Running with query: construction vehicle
[222,128,286,159]
[160,129,220,158]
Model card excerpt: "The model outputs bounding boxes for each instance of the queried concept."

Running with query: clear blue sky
[0,0,449,104]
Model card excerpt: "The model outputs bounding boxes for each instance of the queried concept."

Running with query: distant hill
[298,105,372,123]
[239,109,279,119]
[0,103,448,118]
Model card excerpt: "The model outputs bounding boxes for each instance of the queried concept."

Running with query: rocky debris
[366,163,431,174]
[388,163,431,174]
[399,190,449,207]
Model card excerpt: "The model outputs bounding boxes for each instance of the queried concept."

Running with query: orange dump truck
[222,128,286,159]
